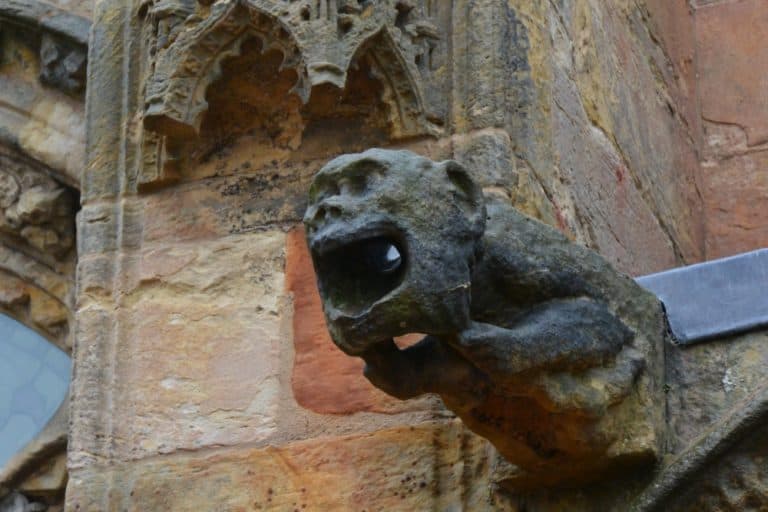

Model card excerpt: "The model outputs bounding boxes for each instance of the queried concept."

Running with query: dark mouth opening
[315,235,407,315]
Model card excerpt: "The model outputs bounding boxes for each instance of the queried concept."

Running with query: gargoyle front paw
[361,336,490,406]
[361,339,426,400]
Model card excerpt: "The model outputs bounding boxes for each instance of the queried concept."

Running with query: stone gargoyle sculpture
[303,149,667,488]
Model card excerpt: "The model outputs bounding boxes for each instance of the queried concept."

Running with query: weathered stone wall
[645,0,767,259]
[694,0,768,258]
[65,1,709,510]
[0,0,764,510]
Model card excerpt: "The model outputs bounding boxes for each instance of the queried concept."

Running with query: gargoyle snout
[305,199,347,233]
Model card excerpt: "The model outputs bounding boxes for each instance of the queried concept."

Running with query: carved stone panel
[39,33,87,95]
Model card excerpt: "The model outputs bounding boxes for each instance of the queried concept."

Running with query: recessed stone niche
[169,36,394,184]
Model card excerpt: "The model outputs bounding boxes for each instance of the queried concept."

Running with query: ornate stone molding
[141,0,443,143]
[0,0,89,95]
[0,146,75,352]
[0,0,89,45]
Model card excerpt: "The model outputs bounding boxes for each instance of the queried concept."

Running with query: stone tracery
[138,0,444,185]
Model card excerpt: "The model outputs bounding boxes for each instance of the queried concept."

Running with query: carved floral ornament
[141,0,442,142]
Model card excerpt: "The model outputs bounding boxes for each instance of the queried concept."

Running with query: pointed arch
[143,1,308,139]
[354,25,437,138]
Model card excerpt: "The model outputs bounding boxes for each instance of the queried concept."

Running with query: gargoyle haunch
[304,149,666,488]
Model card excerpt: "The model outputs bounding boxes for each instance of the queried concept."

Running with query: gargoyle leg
[448,297,633,380]
[361,337,489,405]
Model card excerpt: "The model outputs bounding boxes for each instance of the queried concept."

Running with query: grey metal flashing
[636,248,768,345]
[0,0,90,46]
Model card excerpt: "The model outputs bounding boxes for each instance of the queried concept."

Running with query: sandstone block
[115,232,285,459]
[66,421,494,512]
[701,150,768,259]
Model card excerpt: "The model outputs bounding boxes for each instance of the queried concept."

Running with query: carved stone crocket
[303,149,666,488]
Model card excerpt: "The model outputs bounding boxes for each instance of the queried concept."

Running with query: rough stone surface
[696,0,768,146]
[73,232,286,462]
[666,330,768,453]
[643,0,701,146]
[693,1,768,259]
[67,421,498,512]
[479,0,706,270]
[40,0,92,20]
[635,0,768,262]
[700,126,768,259]
[662,424,768,511]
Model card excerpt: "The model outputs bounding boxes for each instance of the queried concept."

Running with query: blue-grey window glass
[0,314,70,468]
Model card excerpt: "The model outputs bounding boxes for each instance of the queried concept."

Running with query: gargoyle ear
[440,160,486,237]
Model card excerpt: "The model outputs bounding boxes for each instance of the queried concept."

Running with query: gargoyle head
[303,149,486,355]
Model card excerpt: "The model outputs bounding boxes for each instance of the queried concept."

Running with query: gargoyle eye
[364,239,402,275]
[338,174,367,196]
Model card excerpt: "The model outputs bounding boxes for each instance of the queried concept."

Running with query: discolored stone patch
[286,227,431,415]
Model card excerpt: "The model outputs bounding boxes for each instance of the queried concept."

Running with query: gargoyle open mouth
[312,228,408,316]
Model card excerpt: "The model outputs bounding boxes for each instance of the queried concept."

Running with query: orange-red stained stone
[696,0,768,146]
[286,227,423,414]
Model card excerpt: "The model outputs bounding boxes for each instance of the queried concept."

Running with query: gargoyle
[303,149,666,488]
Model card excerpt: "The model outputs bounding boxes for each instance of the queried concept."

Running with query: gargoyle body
[304,149,665,488]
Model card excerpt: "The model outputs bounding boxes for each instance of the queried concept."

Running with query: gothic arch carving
[141,0,443,143]
[0,146,76,351]
[359,26,434,139]
[143,0,307,138]
[0,146,75,507]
